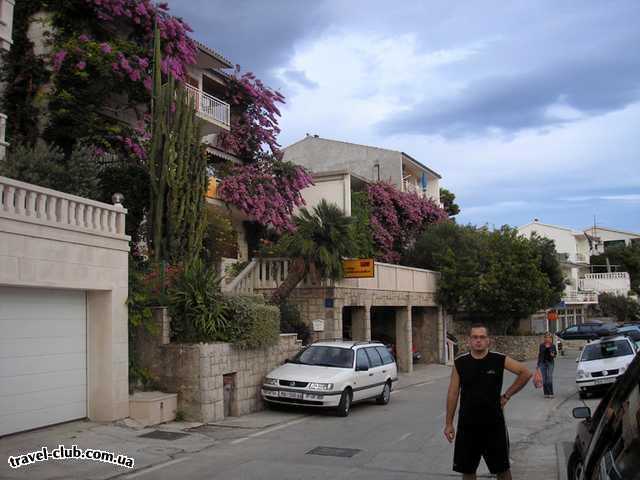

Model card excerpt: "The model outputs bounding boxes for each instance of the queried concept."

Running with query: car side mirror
[572,406,591,419]
[356,365,369,372]
[284,358,290,364]
[576,358,579,363]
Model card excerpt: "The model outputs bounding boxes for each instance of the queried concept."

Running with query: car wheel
[376,381,391,405]
[567,451,584,480]
[336,389,352,417]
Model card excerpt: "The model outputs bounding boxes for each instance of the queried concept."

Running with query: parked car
[616,325,640,347]
[261,341,398,417]
[558,323,617,341]
[575,336,637,399]
[568,350,640,480]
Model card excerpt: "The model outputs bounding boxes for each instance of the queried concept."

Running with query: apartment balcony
[184,84,230,131]
[557,252,589,264]
[402,179,441,206]
[578,272,631,295]
[562,289,598,305]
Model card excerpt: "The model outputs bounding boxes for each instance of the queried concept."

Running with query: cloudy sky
[169,0,640,232]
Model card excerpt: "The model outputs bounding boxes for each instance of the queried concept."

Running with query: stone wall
[457,335,545,361]
[136,309,303,422]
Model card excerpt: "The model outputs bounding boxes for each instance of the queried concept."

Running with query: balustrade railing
[0,176,127,237]
[184,84,230,128]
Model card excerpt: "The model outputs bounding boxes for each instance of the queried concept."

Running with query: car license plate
[594,377,615,385]
[279,391,303,399]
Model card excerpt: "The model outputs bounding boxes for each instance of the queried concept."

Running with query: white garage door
[0,287,87,436]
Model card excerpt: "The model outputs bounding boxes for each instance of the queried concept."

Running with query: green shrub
[280,303,312,344]
[225,295,280,349]
[168,259,231,343]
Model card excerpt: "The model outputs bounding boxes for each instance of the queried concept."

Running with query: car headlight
[308,382,334,391]
[264,377,278,386]
[619,366,626,373]
[576,369,589,379]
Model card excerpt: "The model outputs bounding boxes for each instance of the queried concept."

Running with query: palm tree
[269,200,357,305]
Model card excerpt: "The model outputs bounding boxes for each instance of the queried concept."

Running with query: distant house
[518,219,631,332]
[584,226,640,255]
[283,135,442,206]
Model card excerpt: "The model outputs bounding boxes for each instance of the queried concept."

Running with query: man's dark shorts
[453,421,510,475]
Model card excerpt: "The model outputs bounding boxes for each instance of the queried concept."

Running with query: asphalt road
[117,351,594,480]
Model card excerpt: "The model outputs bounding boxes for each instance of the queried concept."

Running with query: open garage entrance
[371,307,396,354]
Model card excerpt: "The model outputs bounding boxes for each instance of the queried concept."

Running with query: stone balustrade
[0,176,127,238]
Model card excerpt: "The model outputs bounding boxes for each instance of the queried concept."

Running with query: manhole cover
[306,446,362,458]
[138,430,189,441]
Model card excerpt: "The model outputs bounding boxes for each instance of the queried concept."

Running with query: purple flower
[79,34,90,43]
[52,50,67,71]
[99,42,112,54]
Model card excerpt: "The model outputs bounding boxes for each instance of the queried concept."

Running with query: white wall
[298,171,352,216]
[518,222,579,256]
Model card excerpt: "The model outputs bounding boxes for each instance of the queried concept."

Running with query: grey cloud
[282,69,319,89]
[167,0,332,87]
[378,51,640,137]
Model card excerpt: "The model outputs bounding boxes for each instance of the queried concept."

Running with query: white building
[518,219,631,331]
[283,135,442,205]
[584,226,640,255]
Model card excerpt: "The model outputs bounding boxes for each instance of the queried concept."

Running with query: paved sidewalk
[1,362,450,480]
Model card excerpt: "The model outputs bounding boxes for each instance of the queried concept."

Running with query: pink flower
[100,42,112,54]
[76,61,87,70]
[79,34,90,42]
[52,50,67,71]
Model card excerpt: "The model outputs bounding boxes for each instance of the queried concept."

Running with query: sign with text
[342,259,375,279]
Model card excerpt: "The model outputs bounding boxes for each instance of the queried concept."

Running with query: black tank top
[455,351,506,426]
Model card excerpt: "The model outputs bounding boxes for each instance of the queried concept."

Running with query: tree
[269,200,357,305]
[529,234,566,306]
[591,244,640,295]
[147,24,207,265]
[407,223,559,333]
[439,187,460,217]
[597,293,640,323]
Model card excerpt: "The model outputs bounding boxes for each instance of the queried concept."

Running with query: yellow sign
[343,259,375,278]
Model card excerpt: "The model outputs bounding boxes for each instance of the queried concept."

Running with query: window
[566,326,579,334]
[294,346,354,368]
[356,349,369,370]
[581,340,634,361]
[376,346,394,365]
[365,347,383,367]
[604,240,626,252]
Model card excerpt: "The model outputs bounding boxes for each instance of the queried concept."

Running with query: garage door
[0,287,87,436]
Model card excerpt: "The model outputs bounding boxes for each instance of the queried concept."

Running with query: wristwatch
[502,393,511,401]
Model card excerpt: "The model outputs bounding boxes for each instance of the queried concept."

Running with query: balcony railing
[223,258,439,295]
[184,84,230,129]
[402,180,426,197]
[578,272,630,295]
[562,289,598,304]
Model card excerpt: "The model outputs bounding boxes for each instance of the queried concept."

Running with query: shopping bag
[533,368,543,389]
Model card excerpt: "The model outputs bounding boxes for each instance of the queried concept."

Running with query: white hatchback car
[576,335,637,399]
[261,341,398,416]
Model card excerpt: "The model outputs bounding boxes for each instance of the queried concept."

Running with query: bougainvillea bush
[367,182,448,263]
[217,158,314,232]
[218,70,286,163]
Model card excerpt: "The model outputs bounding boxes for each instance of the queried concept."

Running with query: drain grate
[306,446,362,458]
[138,430,189,441]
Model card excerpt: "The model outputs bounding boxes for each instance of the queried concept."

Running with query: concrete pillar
[351,305,371,341]
[438,306,445,364]
[395,306,413,373]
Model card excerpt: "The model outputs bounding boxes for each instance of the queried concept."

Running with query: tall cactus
[148,23,207,265]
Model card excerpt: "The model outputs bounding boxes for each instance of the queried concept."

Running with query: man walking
[444,324,533,480]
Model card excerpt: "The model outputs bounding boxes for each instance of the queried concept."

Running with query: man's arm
[444,365,460,443]
[501,356,533,407]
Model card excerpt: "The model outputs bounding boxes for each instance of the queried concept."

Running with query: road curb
[556,442,570,480]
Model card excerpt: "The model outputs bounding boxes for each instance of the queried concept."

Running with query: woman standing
[537,333,557,398]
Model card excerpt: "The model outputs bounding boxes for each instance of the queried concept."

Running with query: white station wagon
[576,335,637,399]
[261,341,398,416]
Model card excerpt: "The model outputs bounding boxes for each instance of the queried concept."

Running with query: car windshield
[618,326,640,332]
[293,346,354,368]
[581,340,634,361]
